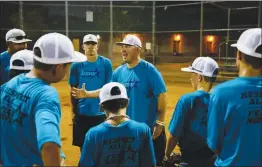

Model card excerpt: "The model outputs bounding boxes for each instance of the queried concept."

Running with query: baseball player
[69,34,113,151]
[207,28,262,166]
[72,34,168,165]
[164,57,218,167]
[79,82,156,167]
[0,28,32,85]
[113,35,168,165]
[0,33,86,166]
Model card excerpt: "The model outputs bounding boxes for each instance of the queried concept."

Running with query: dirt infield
[53,63,194,165]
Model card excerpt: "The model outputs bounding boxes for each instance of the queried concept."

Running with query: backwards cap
[181,57,219,77]
[10,49,34,70]
[33,33,87,64]
[231,28,262,58]
[99,82,128,104]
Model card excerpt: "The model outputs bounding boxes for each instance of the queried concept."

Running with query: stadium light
[207,35,214,42]
[96,35,101,40]
[174,34,181,41]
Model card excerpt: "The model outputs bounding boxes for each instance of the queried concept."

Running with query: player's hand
[152,123,163,140]
[71,83,87,99]
[61,157,66,167]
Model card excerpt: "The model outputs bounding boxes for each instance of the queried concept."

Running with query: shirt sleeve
[148,66,167,96]
[68,62,79,86]
[111,70,117,82]
[139,125,156,166]
[168,97,188,137]
[78,131,95,167]
[34,91,61,152]
[207,90,225,152]
[60,149,66,159]
[105,59,113,84]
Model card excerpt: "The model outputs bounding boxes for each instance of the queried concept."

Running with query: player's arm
[36,109,61,166]
[152,92,167,139]
[149,66,168,139]
[35,92,62,166]
[157,92,167,123]
[164,132,178,158]
[165,97,186,157]
[41,142,61,166]
[71,83,101,99]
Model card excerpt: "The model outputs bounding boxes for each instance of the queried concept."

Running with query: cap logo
[110,86,121,96]
[88,36,93,40]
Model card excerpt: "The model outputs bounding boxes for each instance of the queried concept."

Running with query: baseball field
[53,62,201,165]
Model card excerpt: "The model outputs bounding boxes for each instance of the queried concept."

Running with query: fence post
[226,8,231,64]
[152,0,156,65]
[65,0,69,36]
[19,1,24,29]
[200,1,203,57]
[258,1,261,28]
[109,1,113,59]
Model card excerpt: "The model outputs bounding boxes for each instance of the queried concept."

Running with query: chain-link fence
[1,1,261,69]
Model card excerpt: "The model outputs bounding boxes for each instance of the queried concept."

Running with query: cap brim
[116,42,133,46]
[100,96,129,105]
[231,43,237,47]
[83,40,98,43]
[116,42,141,48]
[11,65,33,70]
[70,51,87,63]
[181,67,194,73]
[12,39,32,43]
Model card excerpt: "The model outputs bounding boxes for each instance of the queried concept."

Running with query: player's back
[0,74,60,166]
[79,119,156,167]
[179,91,213,161]
[210,77,262,166]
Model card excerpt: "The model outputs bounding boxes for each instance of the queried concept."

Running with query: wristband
[155,120,164,126]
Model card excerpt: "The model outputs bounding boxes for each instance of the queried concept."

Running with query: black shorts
[72,114,106,148]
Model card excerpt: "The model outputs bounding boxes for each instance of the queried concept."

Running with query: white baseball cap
[99,82,129,104]
[83,34,98,43]
[181,57,219,77]
[10,49,34,70]
[74,51,88,62]
[116,35,142,48]
[6,28,32,43]
[33,33,87,64]
[231,28,262,58]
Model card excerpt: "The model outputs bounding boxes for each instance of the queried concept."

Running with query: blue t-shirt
[0,51,11,85]
[168,90,213,161]
[112,60,167,128]
[207,77,262,166]
[0,74,62,166]
[79,119,156,167]
[69,56,113,116]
